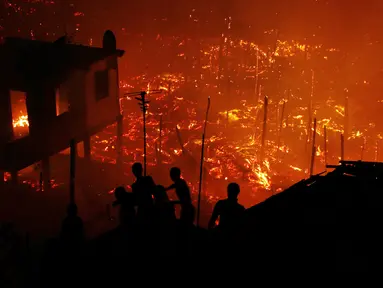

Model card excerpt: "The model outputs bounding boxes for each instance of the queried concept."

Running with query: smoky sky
[3,0,382,47]
[72,0,383,44]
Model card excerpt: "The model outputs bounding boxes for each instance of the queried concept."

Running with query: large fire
[4,1,382,206]
[8,40,376,205]
[9,36,381,207]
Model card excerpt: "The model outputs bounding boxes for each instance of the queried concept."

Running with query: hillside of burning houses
[5,0,383,207]
[9,30,383,206]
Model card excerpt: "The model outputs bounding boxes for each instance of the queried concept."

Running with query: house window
[10,90,29,139]
[94,70,109,101]
[55,85,69,116]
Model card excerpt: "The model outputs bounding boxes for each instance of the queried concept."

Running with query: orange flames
[7,37,381,207]
[13,115,29,128]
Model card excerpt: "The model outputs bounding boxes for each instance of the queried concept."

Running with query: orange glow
[13,114,29,128]
[4,4,383,207]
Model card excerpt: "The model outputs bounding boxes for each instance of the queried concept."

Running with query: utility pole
[125,90,162,176]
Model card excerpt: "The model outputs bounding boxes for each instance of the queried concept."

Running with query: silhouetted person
[208,183,245,231]
[113,186,135,229]
[152,185,177,256]
[61,203,84,246]
[166,167,195,227]
[131,162,155,226]
[153,185,177,229]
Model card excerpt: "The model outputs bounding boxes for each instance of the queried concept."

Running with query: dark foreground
[1,161,378,286]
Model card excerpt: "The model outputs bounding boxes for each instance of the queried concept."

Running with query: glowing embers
[11,90,29,139]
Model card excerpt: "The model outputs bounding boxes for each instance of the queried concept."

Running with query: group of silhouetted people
[112,162,246,237]
[36,162,249,286]
[112,163,195,232]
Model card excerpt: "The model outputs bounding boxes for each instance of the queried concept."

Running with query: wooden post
[344,91,349,140]
[116,114,123,173]
[306,70,315,152]
[197,97,211,228]
[306,104,312,152]
[41,157,51,192]
[276,100,286,160]
[142,92,147,176]
[255,46,259,102]
[260,96,268,162]
[340,134,345,161]
[204,146,209,198]
[324,125,328,167]
[70,139,76,205]
[158,115,162,165]
[310,118,317,177]
[343,91,349,160]
[360,137,366,160]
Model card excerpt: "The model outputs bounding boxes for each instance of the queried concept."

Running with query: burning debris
[3,2,383,207]
[8,36,383,207]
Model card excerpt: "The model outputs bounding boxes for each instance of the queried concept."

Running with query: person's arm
[208,201,221,229]
[165,183,176,191]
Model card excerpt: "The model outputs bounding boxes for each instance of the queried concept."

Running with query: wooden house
[0,31,125,190]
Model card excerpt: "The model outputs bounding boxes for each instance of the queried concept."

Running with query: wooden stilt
[197,97,211,228]
[70,139,76,205]
[309,118,317,177]
[116,114,123,175]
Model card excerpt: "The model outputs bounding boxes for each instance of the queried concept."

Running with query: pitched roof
[0,37,125,90]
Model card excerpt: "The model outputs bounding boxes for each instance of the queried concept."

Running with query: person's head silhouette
[132,162,143,178]
[154,185,168,202]
[114,186,127,201]
[170,167,181,182]
[227,182,240,200]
